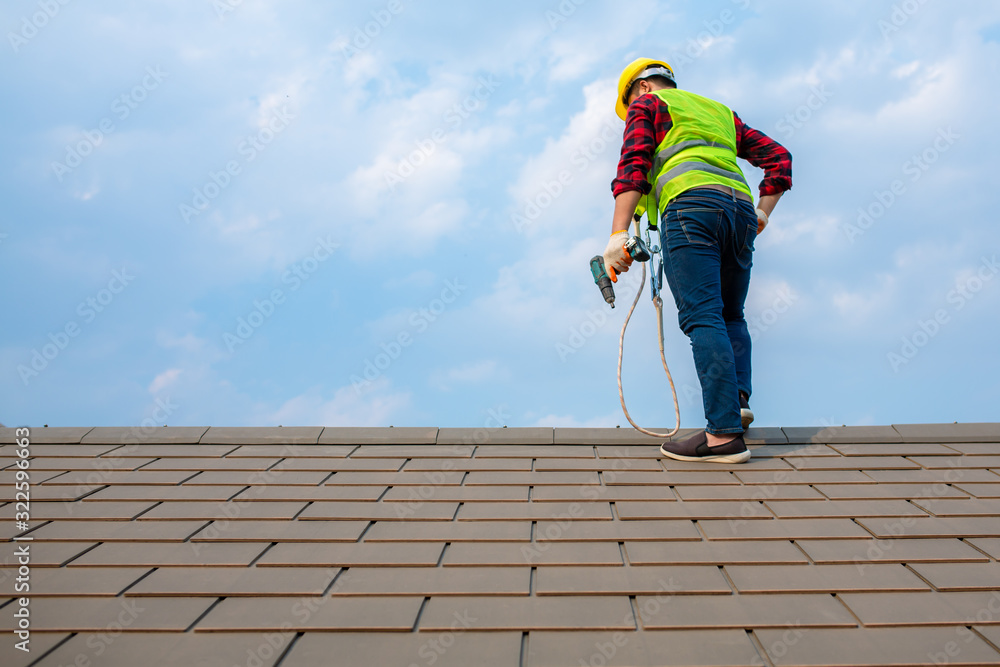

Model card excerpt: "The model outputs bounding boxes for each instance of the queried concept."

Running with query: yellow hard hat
[616,58,675,121]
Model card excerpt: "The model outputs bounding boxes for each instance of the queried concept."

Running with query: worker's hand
[603,230,632,282]
[755,207,769,234]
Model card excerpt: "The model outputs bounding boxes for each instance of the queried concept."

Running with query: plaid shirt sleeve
[611,95,668,198]
[611,95,793,199]
[733,112,793,197]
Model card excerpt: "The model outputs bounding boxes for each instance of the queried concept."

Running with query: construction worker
[604,58,792,463]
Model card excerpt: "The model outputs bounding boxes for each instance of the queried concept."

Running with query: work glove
[603,230,632,282]
[755,208,769,234]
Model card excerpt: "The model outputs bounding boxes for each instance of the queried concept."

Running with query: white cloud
[268,380,410,426]
[429,360,504,391]
[530,412,620,428]
[507,78,621,240]
[831,273,898,328]
[756,214,842,250]
[148,368,182,394]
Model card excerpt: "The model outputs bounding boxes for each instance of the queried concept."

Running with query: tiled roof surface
[2,423,1000,666]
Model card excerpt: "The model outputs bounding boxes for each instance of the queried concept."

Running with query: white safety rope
[616,218,681,439]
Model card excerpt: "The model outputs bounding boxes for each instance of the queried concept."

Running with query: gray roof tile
[754,626,1000,665]
[317,426,438,444]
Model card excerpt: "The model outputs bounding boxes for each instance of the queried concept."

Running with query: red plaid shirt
[611,93,793,199]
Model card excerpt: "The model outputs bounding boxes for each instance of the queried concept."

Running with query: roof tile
[0,596,213,632]
[80,427,210,445]
[636,592,856,629]
[317,426,438,444]
[255,542,445,567]
[194,595,423,631]
[438,427,553,445]
[199,427,323,445]
[457,501,612,521]
[533,519,701,542]
[332,566,529,596]
[908,562,1000,591]
[188,519,368,542]
[535,565,730,595]
[362,519,530,542]
[526,629,761,666]
[298,500,458,521]
[444,541,622,566]
[36,633,295,667]
[0,566,149,596]
[66,541,266,567]
[418,594,634,631]
[699,518,872,540]
[283,632,521,667]
[624,540,809,565]
[754,626,1000,665]
[126,566,340,596]
[796,538,989,564]
[892,422,1000,443]
[725,563,930,593]
[856,516,1000,539]
[839,590,1000,625]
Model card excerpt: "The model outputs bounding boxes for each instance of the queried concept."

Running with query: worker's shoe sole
[660,431,751,464]
[740,392,754,430]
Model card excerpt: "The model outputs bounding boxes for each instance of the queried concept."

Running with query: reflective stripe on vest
[655,161,749,201]
[647,89,752,212]
[651,139,732,177]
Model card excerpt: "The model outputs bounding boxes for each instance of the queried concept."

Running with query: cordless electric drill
[589,235,651,308]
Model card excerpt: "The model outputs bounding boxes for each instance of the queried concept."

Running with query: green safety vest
[641,88,753,218]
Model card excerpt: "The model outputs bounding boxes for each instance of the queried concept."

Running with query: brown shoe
[660,431,751,464]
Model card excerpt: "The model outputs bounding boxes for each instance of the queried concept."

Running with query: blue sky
[2,0,999,429]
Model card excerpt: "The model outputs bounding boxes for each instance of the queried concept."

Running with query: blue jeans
[658,188,757,435]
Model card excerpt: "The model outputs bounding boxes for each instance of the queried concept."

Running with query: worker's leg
[658,191,743,436]
[720,201,758,401]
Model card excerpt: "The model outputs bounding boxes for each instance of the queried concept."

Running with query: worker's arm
[733,112,791,231]
[757,191,783,218]
[612,190,642,233]
[611,96,664,232]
